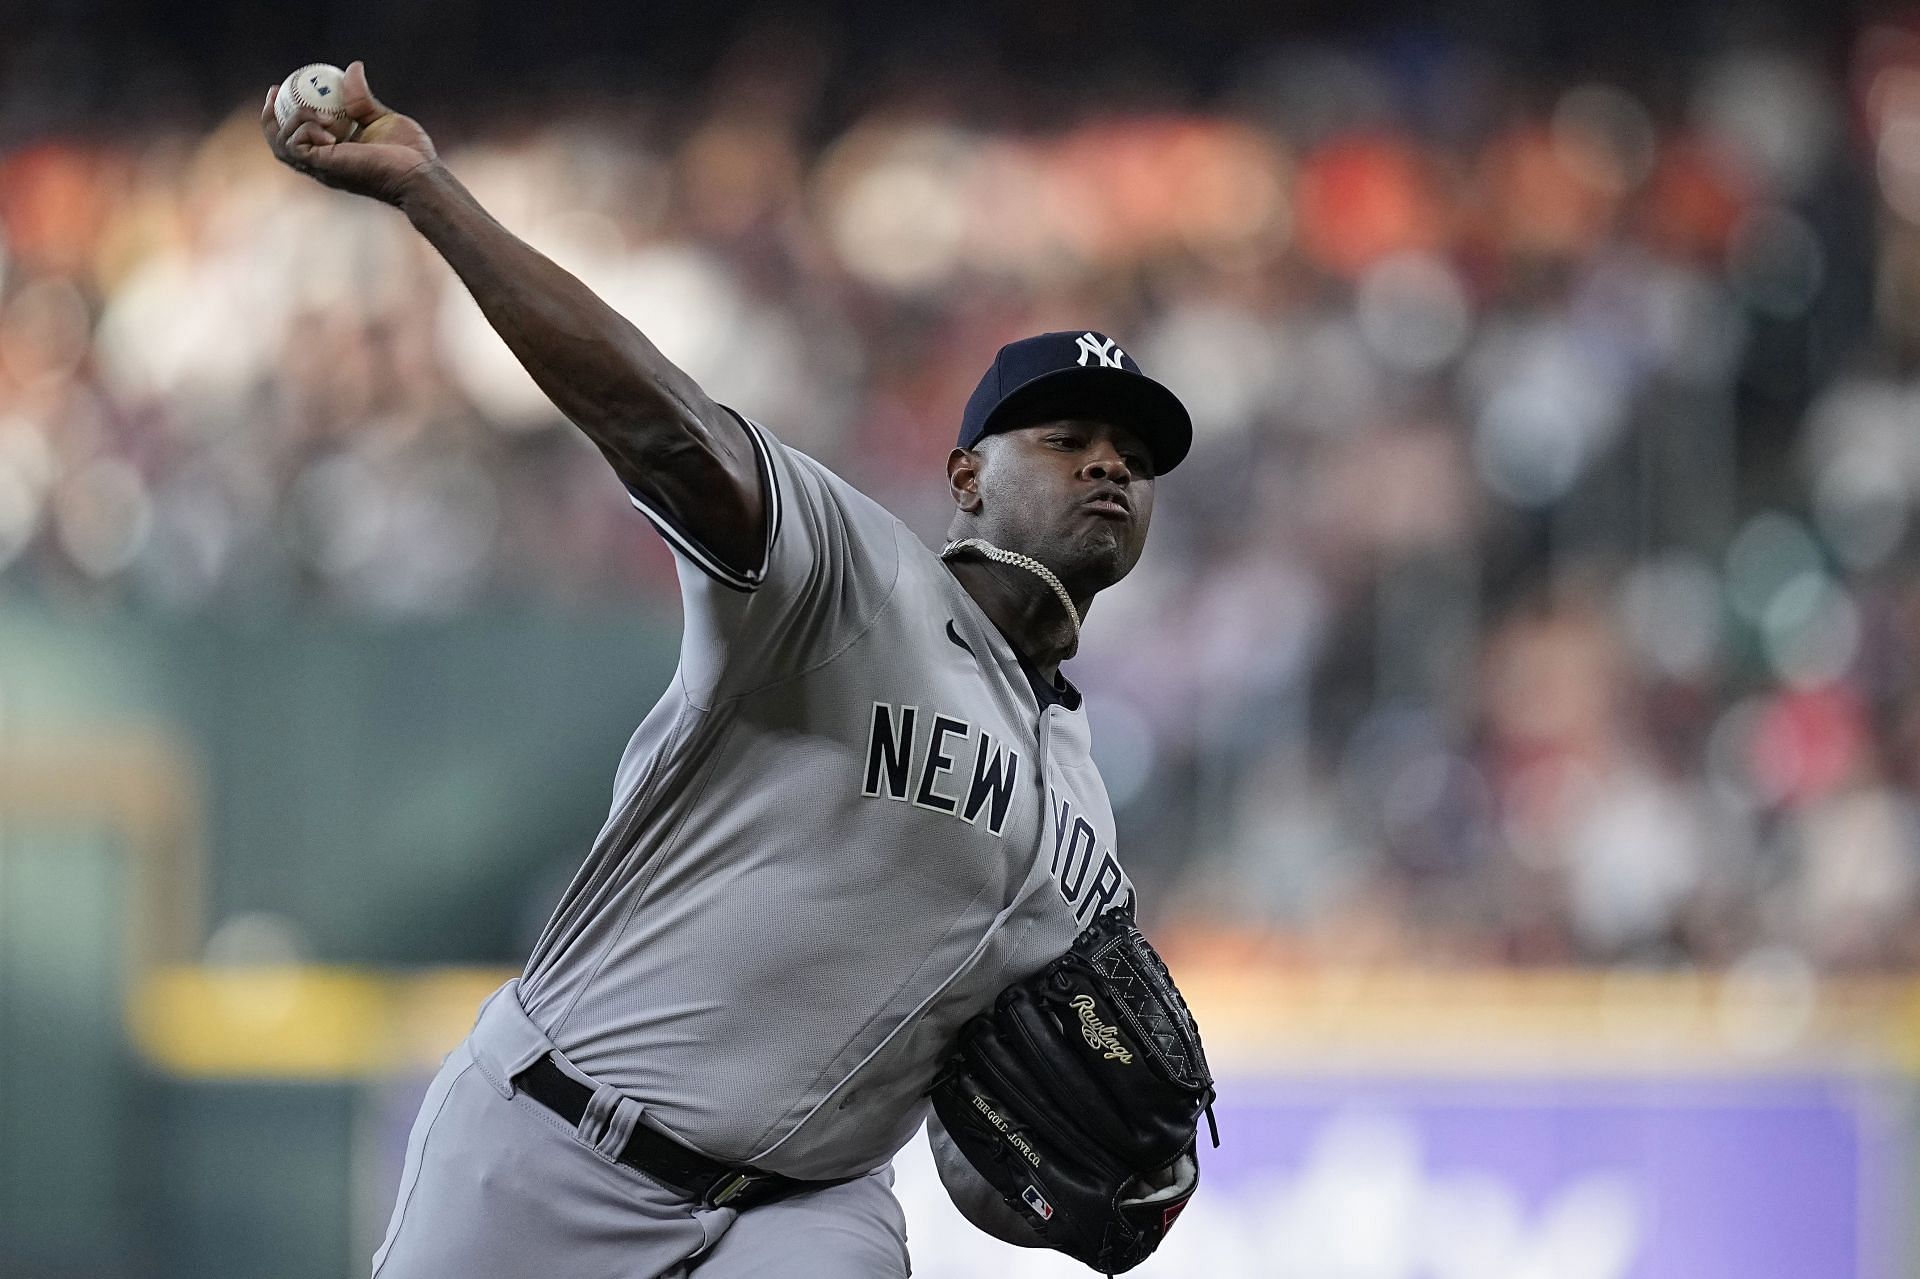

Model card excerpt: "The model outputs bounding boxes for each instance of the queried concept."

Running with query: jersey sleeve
[627,409,904,703]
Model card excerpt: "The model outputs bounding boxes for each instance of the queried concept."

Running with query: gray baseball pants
[372,982,910,1278]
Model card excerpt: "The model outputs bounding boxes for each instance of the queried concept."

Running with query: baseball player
[265,64,1196,1277]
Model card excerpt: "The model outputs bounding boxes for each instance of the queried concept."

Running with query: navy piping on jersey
[952,609,1079,710]
[1017,653,1081,711]
[625,408,784,593]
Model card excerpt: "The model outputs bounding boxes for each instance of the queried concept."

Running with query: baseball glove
[928,905,1219,1275]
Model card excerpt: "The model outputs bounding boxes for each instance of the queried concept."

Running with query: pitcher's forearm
[398,163,712,450]
[264,68,762,564]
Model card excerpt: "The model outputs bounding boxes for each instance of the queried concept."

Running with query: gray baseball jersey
[515,412,1136,1182]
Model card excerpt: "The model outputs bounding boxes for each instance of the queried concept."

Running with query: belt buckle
[704,1169,763,1208]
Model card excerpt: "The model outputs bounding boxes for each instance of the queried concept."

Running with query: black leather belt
[513,1055,843,1210]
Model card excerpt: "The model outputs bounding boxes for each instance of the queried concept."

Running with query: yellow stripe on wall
[128,962,1920,1081]
[131,966,513,1079]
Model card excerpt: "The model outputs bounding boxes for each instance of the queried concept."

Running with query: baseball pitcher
[264,62,1215,1279]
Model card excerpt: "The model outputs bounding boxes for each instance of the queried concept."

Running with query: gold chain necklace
[940,537,1081,637]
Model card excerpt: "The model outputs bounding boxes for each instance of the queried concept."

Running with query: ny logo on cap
[1075,332,1126,369]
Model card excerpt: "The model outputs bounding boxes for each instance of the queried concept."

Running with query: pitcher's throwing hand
[262,60,437,203]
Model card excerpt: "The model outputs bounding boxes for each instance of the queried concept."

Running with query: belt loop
[576,1083,623,1151]
[595,1093,644,1161]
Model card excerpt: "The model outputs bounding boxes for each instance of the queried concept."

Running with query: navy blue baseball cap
[958,330,1193,474]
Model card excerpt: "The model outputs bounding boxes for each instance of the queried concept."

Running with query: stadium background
[3,0,1919,1274]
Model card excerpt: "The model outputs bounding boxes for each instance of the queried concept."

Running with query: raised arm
[261,62,765,576]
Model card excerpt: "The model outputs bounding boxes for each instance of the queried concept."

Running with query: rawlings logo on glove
[1069,995,1134,1063]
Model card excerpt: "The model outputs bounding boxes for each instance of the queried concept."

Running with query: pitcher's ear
[947,447,984,513]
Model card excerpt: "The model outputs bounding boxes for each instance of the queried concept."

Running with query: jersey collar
[937,556,1084,714]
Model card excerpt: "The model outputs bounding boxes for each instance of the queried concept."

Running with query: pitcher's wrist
[397,160,457,217]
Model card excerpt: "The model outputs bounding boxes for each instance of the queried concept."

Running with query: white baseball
[275,63,348,130]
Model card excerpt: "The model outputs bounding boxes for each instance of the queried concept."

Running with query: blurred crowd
[5,20,1920,973]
